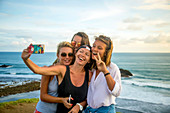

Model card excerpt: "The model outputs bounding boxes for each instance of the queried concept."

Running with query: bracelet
[104,72,110,76]
[76,103,83,111]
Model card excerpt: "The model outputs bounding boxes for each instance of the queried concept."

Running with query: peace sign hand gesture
[94,53,107,73]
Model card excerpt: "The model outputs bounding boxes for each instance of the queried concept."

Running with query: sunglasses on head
[61,53,73,57]
[71,41,81,48]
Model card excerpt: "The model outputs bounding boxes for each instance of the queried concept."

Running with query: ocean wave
[133,75,170,81]
[1,72,34,75]
[122,80,170,90]
[116,97,170,113]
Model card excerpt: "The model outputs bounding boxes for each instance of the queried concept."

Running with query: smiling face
[92,40,107,61]
[57,47,74,65]
[75,47,91,66]
[72,35,82,52]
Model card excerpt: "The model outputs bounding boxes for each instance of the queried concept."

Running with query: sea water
[0,52,170,113]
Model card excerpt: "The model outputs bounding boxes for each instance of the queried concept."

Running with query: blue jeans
[84,104,116,113]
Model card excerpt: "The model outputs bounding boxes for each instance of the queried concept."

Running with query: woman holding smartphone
[84,35,122,113]
[35,41,74,113]
[21,44,92,113]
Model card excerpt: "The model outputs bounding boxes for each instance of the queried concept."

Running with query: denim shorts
[84,104,116,113]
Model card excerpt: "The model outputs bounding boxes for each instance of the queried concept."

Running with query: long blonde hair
[93,35,113,68]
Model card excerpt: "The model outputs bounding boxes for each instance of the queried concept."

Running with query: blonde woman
[22,45,92,113]
[35,42,74,113]
[85,35,122,113]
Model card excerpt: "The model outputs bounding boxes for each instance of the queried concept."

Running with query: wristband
[104,72,110,77]
[76,103,83,111]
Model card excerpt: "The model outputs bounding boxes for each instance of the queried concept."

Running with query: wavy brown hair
[92,35,113,68]
[71,32,90,45]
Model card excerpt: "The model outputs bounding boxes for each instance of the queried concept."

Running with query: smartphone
[28,44,45,54]
[67,94,73,104]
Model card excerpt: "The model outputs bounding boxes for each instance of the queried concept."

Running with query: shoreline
[0,81,142,113]
[1,80,170,113]
[1,89,170,113]
[0,81,40,97]
[0,68,132,97]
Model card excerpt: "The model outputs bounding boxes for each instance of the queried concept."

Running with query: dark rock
[0,64,12,68]
[0,81,40,97]
[120,69,133,77]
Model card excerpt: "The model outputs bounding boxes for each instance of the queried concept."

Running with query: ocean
[0,52,170,113]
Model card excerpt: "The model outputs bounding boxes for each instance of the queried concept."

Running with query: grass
[0,98,121,113]
[0,98,39,108]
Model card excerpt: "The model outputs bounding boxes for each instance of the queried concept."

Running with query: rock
[120,69,133,77]
[0,64,12,68]
[0,81,40,97]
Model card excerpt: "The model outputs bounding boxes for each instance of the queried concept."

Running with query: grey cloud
[123,17,144,23]
[155,22,170,27]
[116,33,170,45]
[126,25,143,31]
[15,36,32,39]
[131,34,170,43]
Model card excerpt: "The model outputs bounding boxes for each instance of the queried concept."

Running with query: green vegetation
[0,98,121,113]
[0,98,39,108]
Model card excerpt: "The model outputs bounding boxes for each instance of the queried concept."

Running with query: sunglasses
[61,53,73,57]
[71,41,81,48]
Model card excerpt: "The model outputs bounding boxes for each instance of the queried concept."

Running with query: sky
[0,0,170,53]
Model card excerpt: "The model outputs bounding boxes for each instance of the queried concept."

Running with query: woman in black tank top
[21,45,92,113]
[57,66,89,113]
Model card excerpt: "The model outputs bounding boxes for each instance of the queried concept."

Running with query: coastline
[0,81,141,113]
[0,98,142,113]
[1,82,170,113]
[0,81,40,97]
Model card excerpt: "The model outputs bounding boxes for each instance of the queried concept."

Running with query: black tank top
[57,65,89,113]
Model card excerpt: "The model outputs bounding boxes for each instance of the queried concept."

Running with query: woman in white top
[85,35,122,113]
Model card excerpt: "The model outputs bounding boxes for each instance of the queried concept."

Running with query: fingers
[68,111,72,113]
[94,56,98,62]
[23,49,28,53]
[63,97,73,109]
[65,103,73,109]
[94,55,101,65]
[97,52,101,62]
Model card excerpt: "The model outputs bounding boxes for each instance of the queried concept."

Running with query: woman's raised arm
[21,48,64,76]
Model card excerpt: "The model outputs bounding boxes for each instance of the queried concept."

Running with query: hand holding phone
[68,94,71,103]
[28,44,45,54]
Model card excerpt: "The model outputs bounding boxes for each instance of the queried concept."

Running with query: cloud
[80,7,125,22]
[143,33,170,43]
[127,33,170,44]
[155,22,170,27]
[12,38,36,46]
[134,0,170,10]
[121,16,170,31]
[123,17,144,23]
[0,13,10,16]
[127,25,143,31]
[16,36,32,39]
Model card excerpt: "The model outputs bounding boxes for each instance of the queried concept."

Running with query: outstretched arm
[21,48,63,76]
